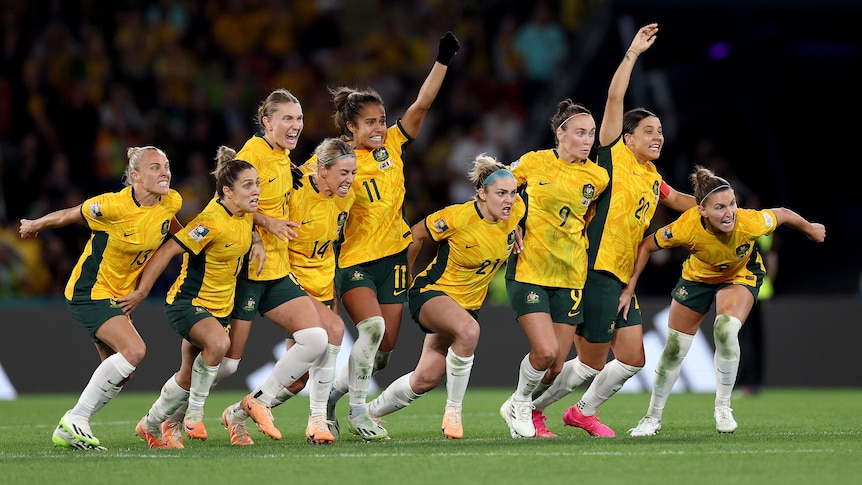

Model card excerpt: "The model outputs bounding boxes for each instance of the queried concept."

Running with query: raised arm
[618,233,662,318]
[598,23,659,147]
[770,208,826,243]
[400,32,460,139]
[19,205,85,238]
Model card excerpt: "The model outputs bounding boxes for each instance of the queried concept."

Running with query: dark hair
[690,164,732,205]
[255,88,300,134]
[212,145,255,197]
[622,107,658,136]
[329,86,384,140]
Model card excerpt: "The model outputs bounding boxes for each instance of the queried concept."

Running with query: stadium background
[0,1,859,394]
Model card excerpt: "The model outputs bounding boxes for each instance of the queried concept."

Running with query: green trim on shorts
[65,298,128,342]
[505,278,583,325]
[335,250,409,304]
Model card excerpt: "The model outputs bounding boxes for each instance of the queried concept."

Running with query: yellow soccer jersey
[288,172,355,301]
[505,149,608,288]
[655,207,778,286]
[168,198,254,317]
[335,123,412,268]
[415,197,526,311]
[66,186,182,301]
[237,135,293,281]
[587,136,664,283]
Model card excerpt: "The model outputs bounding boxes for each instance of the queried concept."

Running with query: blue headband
[482,168,515,187]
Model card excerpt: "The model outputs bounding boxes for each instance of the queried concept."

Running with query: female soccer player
[498,100,609,439]
[626,165,825,436]
[120,146,263,449]
[324,31,461,440]
[367,154,525,439]
[19,146,181,450]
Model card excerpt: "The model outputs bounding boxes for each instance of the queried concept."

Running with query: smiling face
[347,103,386,151]
[698,188,737,234]
[478,176,518,222]
[263,101,303,152]
[132,149,171,198]
[625,115,664,163]
[556,114,596,162]
[223,167,260,216]
[318,156,357,198]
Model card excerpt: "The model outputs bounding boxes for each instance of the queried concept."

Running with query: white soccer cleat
[714,405,738,433]
[52,425,106,451]
[628,416,662,437]
[59,410,100,447]
[499,395,536,438]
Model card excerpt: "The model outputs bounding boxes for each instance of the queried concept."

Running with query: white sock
[532,357,598,412]
[169,356,241,422]
[253,327,327,405]
[579,359,641,415]
[187,354,219,414]
[70,353,135,419]
[445,347,474,408]
[646,329,694,419]
[368,372,422,418]
[146,375,189,430]
[514,353,545,402]
[348,316,385,408]
[308,344,340,416]
[713,315,742,407]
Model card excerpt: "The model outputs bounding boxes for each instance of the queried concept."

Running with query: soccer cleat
[714,405,738,433]
[306,415,336,445]
[441,406,463,439]
[161,419,185,448]
[221,405,254,446]
[183,409,208,441]
[628,416,662,437]
[499,395,536,438]
[52,425,106,451]
[241,393,282,440]
[531,410,558,438]
[562,405,616,437]
[136,417,177,449]
[347,406,389,441]
[59,410,100,447]
[325,391,341,439]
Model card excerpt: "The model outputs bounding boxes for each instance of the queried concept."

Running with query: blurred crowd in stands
[0,0,603,298]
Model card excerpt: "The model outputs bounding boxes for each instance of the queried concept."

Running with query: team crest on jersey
[242,297,256,312]
[161,220,170,235]
[89,202,103,217]
[674,286,689,300]
[432,218,449,233]
[736,244,751,260]
[525,291,540,304]
[188,224,210,242]
[337,211,348,228]
[581,184,596,200]
[661,227,673,241]
[350,271,365,281]
[373,147,389,162]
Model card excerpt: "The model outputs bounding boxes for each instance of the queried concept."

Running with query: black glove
[436,31,460,66]
[291,165,304,190]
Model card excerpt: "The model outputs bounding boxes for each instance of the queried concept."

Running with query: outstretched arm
[598,23,659,147]
[770,208,826,243]
[19,205,85,238]
[400,31,460,139]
